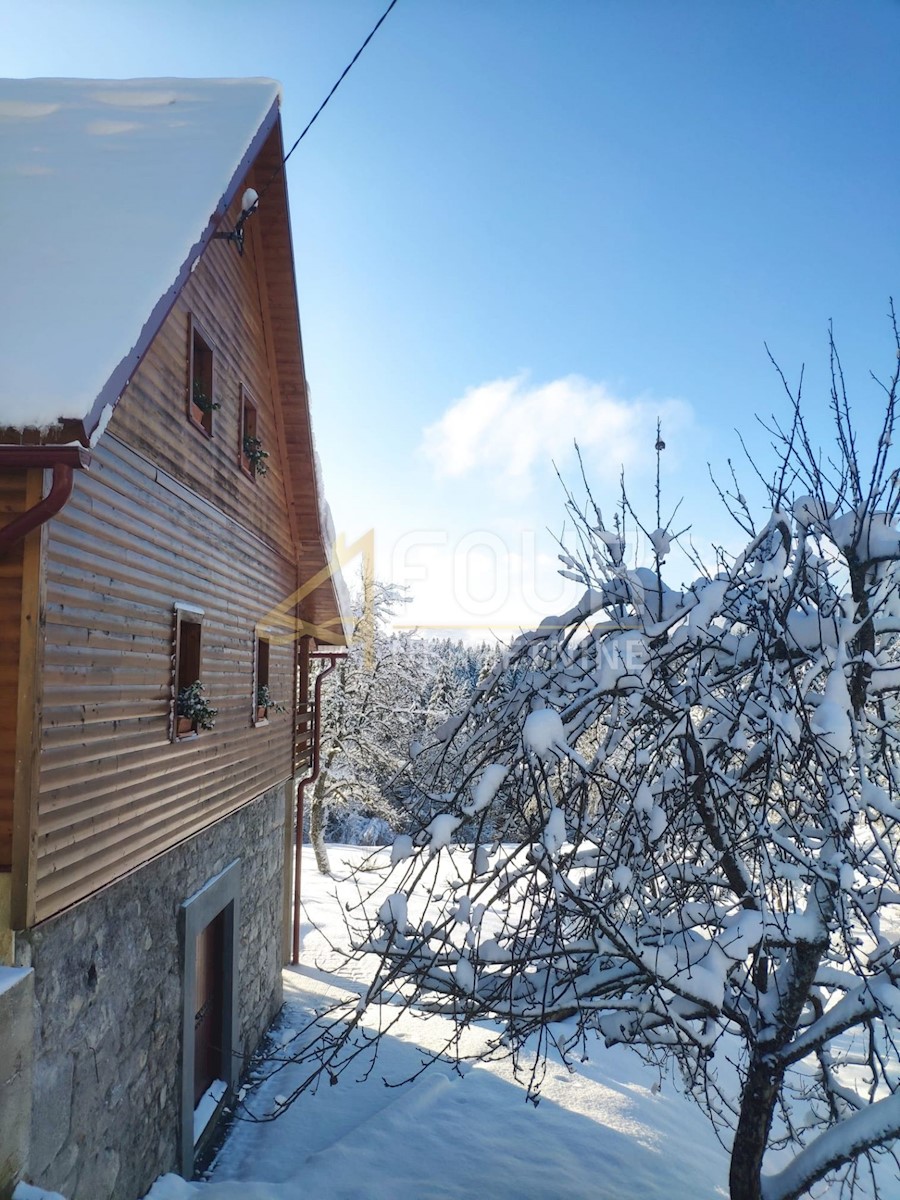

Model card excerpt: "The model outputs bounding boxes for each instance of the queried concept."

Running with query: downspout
[292,650,347,964]
[0,446,90,554]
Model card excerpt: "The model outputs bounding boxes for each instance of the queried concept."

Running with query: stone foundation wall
[0,967,33,1200]
[15,781,288,1200]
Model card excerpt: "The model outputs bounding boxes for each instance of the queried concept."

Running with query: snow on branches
[349,318,900,1200]
[306,579,494,872]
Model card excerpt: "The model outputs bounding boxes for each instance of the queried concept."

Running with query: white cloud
[380,523,584,640]
[420,374,693,493]
[86,119,140,136]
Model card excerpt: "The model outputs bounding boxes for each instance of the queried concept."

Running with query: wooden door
[193,910,225,1105]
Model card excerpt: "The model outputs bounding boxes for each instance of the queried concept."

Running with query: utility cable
[257,0,399,203]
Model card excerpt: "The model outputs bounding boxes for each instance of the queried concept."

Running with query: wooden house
[0,78,348,1200]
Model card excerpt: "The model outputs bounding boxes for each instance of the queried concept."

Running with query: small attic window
[189,317,217,437]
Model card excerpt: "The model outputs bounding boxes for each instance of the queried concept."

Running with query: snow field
[16,846,900,1199]
[157,847,733,1199]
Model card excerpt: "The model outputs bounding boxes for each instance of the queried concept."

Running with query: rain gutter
[0,445,90,554]
[292,650,347,965]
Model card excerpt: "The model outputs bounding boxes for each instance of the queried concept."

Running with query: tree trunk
[729,1053,782,1200]
[730,931,831,1200]
[310,772,330,875]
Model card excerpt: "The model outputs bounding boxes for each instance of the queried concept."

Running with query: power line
[259,0,399,203]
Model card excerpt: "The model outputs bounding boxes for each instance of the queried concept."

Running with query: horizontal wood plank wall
[27,145,351,923]
[108,164,297,563]
[0,473,27,867]
[252,126,346,642]
[35,434,298,922]
[31,208,310,923]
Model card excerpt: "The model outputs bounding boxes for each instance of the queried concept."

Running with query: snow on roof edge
[313,447,354,647]
[0,77,282,437]
[81,91,282,446]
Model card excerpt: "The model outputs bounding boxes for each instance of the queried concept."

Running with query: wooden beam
[249,175,301,554]
[11,469,47,929]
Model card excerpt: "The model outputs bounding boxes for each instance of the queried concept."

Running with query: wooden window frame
[173,602,205,741]
[239,386,259,479]
[188,315,216,438]
[254,633,270,725]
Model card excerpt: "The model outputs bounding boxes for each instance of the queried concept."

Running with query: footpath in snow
[18,845,900,1199]
[147,846,731,1200]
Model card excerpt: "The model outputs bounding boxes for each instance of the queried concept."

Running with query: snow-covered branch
[297,319,900,1200]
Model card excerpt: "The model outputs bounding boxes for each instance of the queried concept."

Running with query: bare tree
[276,316,900,1200]
[307,580,424,873]
[307,581,493,872]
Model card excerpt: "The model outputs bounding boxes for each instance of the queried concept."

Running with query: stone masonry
[0,968,33,1200]
[14,782,288,1200]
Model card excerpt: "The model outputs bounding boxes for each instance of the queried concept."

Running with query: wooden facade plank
[102,170,297,564]
[34,789,282,921]
[248,200,301,555]
[10,470,46,926]
[0,473,26,868]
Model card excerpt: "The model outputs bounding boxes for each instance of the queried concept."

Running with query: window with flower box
[173,603,216,740]
[254,635,270,724]
[188,317,217,437]
[240,388,268,479]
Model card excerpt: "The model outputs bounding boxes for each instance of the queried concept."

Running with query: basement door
[193,909,225,1105]
[180,859,240,1178]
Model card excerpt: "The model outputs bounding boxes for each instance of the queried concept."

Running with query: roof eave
[252,127,353,649]
[77,96,283,448]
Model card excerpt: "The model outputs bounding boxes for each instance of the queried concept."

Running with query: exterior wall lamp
[213,188,259,256]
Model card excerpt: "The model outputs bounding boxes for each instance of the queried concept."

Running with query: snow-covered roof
[0,77,281,439]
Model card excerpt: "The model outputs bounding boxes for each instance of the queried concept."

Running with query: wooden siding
[10,469,47,927]
[34,433,299,922]
[106,166,296,562]
[252,126,348,643]
[16,116,347,924]
[0,119,347,644]
[0,473,27,866]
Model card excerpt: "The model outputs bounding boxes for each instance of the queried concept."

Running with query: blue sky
[4,1,899,637]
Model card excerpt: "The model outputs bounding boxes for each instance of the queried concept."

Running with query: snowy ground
[147,846,738,1200]
[16,845,900,1200]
